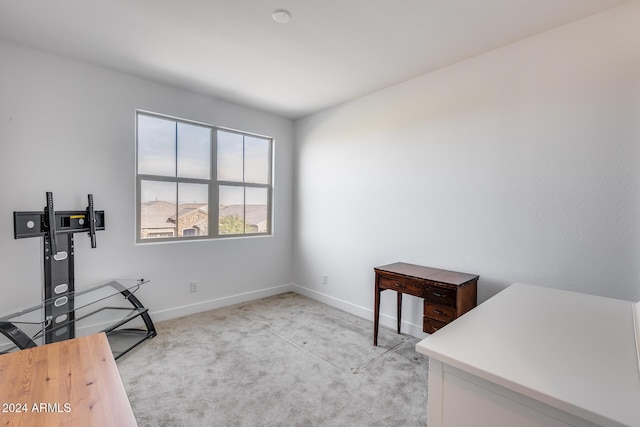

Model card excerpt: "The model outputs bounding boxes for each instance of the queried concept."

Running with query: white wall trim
[292,283,428,340]
[150,283,297,323]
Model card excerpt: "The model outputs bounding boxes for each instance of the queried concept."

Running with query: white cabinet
[416,283,640,427]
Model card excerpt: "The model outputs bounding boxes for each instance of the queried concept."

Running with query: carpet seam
[237,310,409,375]
[237,311,345,373]
[351,340,407,374]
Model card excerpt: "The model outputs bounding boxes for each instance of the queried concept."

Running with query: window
[136,112,272,242]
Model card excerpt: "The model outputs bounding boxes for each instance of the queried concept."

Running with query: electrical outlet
[190,281,198,292]
[322,275,328,285]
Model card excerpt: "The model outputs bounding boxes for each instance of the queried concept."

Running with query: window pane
[177,183,209,237]
[219,185,244,235]
[138,115,176,176]
[140,180,177,239]
[245,187,268,233]
[217,130,243,182]
[177,122,211,179]
[244,136,270,184]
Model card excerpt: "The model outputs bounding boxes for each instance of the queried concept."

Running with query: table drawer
[425,285,456,306]
[424,302,456,322]
[423,317,448,334]
[378,275,425,297]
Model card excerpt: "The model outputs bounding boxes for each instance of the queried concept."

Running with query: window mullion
[174,122,178,177]
[242,134,247,235]
[174,122,178,237]
[212,129,218,237]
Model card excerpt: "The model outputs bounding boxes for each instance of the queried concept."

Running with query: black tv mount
[2,192,156,358]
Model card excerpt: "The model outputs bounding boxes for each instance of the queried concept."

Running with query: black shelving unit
[1,192,156,358]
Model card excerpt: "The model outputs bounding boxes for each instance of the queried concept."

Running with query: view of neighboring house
[140,200,178,238]
[170,203,209,237]
[140,200,266,238]
[219,204,268,234]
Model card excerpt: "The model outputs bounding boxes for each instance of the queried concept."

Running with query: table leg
[397,291,402,334]
[374,286,380,346]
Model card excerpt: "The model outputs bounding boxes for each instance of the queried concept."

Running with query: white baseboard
[291,284,428,340]
[149,283,298,323]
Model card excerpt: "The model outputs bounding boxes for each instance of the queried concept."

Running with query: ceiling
[0,0,631,119]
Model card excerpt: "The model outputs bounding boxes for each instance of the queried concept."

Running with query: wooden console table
[374,262,478,345]
[0,333,137,427]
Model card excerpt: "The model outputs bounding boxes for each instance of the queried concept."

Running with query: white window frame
[135,111,273,243]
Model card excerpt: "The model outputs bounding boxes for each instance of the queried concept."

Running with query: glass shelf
[0,279,156,358]
[0,278,149,321]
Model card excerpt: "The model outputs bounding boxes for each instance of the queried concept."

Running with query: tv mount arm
[87,193,98,248]
[44,191,57,255]
[14,192,104,243]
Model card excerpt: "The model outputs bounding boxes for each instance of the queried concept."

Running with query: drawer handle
[433,309,444,315]
[433,292,447,298]
[395,283,406,288]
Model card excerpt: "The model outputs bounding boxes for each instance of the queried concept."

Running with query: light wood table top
[0,333,137,427]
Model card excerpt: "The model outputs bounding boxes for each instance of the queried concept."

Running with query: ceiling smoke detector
[272,9,291,24]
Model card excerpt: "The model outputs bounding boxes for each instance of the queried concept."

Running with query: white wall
[293,1,640,338]
[0,41,294,321]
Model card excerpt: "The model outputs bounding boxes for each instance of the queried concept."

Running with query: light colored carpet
[117,292,429,426]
